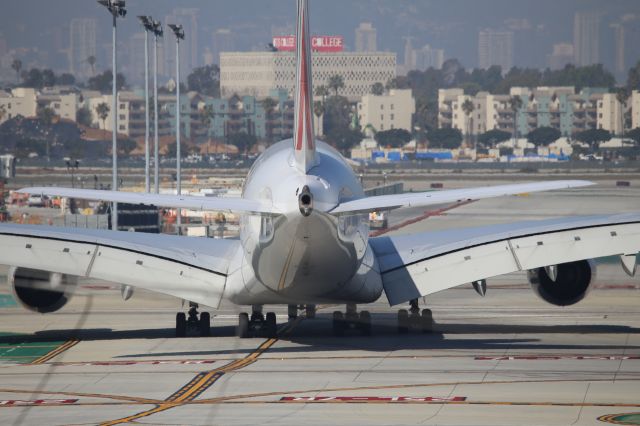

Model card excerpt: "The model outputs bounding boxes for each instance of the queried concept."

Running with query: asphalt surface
[0,178,639,425]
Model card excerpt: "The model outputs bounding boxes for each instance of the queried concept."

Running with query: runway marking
[99,318,302,426]
[280,396,467,403]
[30,339,79,365]
[599,412,640,425]
[0,387,162,405]
[477,355,640,361]
[54,359,218,367]
[0,399,78,406]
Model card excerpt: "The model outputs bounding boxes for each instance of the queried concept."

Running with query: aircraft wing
[330,180,593,215]
[369,213,640,306]
[19,187,277,216]
[0,223,239,308]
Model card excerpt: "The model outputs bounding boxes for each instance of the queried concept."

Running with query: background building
[69,18,97,79]
[357,89,415,133]
[632,90,640,130]
[164,8,199,77]
[220,51,396,101]
[212,29,234,66]
[547,43,574,70]
[573,11,600,66]
[0,88,38,124]
[478,29,514,71]
[355,23,377,52]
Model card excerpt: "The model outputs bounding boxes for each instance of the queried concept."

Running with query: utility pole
[169,24,185,235]
[138,16,154,193]
[152,20,163,194]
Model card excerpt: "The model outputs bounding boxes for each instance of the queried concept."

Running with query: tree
[370,82,385,95]
[11,59,22,84]
[626,127,640,145]
[327,127,363,153]
[21,68,44,89]
[478,129,511,147]
[118,139,137,156]
[616,87,630,138]
[509,95,523,141]
[227,132,257,155]
[427,128,463,149]
[36,106,57,161]
[374,128,412,148]
[574,128,612,150]
[187,65,220,97]
[87,56,96,76]
[461,99,475,144]
[88,70,126,93]
[327,75,345,97]
[76,107,93,127]
[628,61,640,91]
[95,102,110,139]
[260,97,278,142]
[527,126,561,147]
[313,100,324,133]
[314,85,329,102]
[198,104,215,143]
[56,73,76,86]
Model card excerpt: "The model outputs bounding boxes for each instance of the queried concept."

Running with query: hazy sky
[2,0,640,76]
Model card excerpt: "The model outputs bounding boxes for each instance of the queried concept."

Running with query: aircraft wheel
[359,311,372,336]
[397,309,409,334]
[199,312,211,337]
[306,304,316,319]
[332,311,344,336]
[176,312,187,337]
[237,313,250,338]
[421,309,433,333]
[265,312,277,338]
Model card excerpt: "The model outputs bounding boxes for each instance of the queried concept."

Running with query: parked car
[27,194,47,207]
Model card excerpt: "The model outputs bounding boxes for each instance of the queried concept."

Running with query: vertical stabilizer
[293,0,318,172]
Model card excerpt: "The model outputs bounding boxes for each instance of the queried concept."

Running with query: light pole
[138,16,154,193]
[151,20,163,194]
[169,24,184,235]
[98,0,126,231]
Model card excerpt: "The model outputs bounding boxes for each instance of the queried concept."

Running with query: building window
[381,114,384,120]
[120,103,126,109]
[380,104,384,110]
[119,114,126,120]
[390,104,394,110]
[390,114,394,120]
[54,103,60,109]
[7,103,11,109]
[119,125,126,130]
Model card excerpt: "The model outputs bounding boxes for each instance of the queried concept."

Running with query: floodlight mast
[169,24,185,235]
[97,0,126,231]
[152,20,163,194]
[137,16,153,193]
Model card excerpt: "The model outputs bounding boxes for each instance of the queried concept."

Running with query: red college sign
[273,35,344,52]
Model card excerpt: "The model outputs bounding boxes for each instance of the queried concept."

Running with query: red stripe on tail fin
[293,0,318,172]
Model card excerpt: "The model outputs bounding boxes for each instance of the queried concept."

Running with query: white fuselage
[224,140,383,306]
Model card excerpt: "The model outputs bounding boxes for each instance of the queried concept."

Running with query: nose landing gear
[398,298,433,333]
[176,302,211,337]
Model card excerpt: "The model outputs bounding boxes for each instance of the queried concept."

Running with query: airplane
[1,0,639,339]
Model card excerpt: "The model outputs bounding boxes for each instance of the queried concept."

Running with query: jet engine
[8,267,77,313]
[527,260,596,306]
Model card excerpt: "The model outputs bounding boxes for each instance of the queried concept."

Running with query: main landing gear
[237,305,277,338]
[332,304,371,336]
[397,298,433,334]
[176,302,211,337]
[287,304,316,320]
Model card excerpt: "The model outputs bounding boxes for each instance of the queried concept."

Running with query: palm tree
[327,75,345,97]
[11,59,22,84]
[260,97,278,142]
[313,100,324,136]
[461,99,475,148]
[198,104,215,154]
[37,107,57,162]
[616,88,630,140]
[87,56,97,76]
[95,102,110,140]
[314,85,329,103]
[371,82,385,96]
[509,95,523,143]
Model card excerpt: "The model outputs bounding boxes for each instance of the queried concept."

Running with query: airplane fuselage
[224,140,383,306]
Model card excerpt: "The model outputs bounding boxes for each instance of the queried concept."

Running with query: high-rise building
[573,11,600,66]
[212,29,235,65]
[164,8,199,77]
[69,18,97,78]
[547,43,574,70]
[414,45,445,70]
[355,23,377,52]
[478,29,513,71]
[127,33,146,85]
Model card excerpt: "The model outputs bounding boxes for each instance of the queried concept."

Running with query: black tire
[397,309,409,334]
[332,311,344,336]
[266,312,277,338]
[305,304,316,319]
[237,313,250,338]
[421,309,433,333]
[359,311,372,336]
[176,312,187,337]
[199,312,211,337]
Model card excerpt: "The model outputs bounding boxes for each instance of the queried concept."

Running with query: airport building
[357,89,415,133]
[220,51,396,101]
[438,86,630,137]
[633,90,640,130]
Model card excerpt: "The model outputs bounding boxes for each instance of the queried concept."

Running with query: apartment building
[357,89,415,133]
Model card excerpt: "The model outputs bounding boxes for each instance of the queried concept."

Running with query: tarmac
[0,178,639,425]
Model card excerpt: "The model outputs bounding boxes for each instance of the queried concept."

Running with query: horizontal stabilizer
[330,180,593,215]
[19,187,278,216]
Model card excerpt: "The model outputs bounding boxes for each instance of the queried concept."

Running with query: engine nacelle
[9,267,77,313]
[527,259,596,306]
